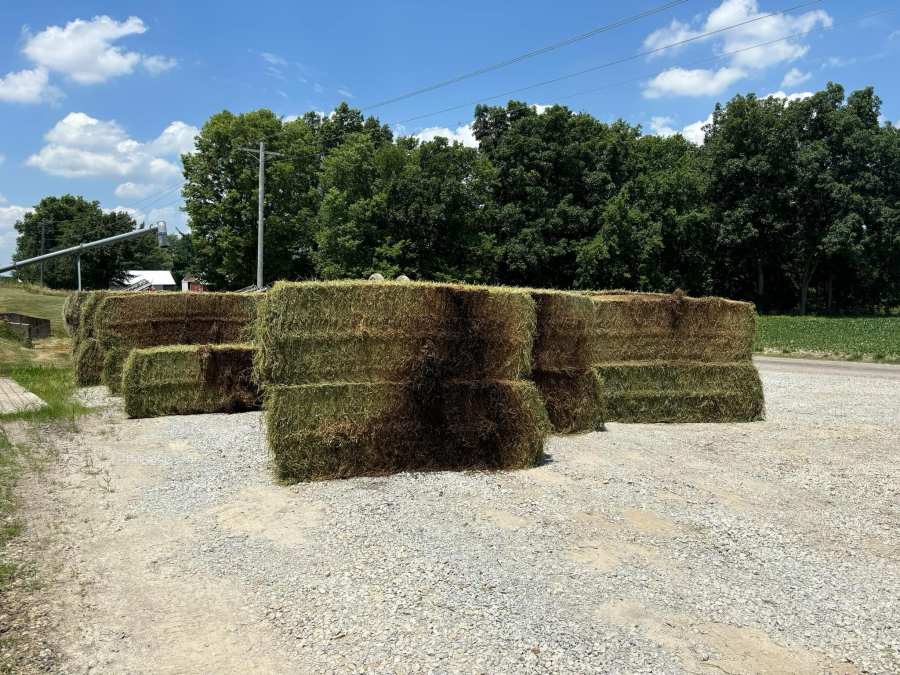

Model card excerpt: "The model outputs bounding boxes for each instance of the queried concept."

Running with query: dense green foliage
[11,195,180,290]
[755,315,900,362]
[12,83,898,313]
[180,82,898,313]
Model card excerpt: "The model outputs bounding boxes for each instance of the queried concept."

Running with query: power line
[360,0,693,111]
[398,0,825,124]
[552,7,895,108]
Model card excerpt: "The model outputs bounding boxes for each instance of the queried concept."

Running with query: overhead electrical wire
[551,7,894,107]
[398,0,826,124]
[360,0,694,111]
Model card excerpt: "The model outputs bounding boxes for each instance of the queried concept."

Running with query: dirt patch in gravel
[4,361,900,673]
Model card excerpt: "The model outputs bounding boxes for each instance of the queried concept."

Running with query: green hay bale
[532,370,605,433]
[530,289,594,372]
[73,291,123,386]
[265,380,549,482]
[96,292,261,392]
[74,339,103,386]
[527,290,602,433]
[597,362,765,423]
[255,280,535,384]
[122,344,260,419]
[63,291,88,336]
[588,291,756,363]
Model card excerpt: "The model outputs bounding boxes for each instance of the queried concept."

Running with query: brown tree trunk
[827,273,834,314]
[756,258,765,310]
[799,257,817,316]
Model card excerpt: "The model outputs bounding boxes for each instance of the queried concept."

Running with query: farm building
[115,270,177,292]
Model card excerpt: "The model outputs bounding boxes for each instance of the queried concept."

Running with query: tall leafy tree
[474,102,642,288]
[12,196,147,289]
[182,109,320,289]
[315,135,495,281]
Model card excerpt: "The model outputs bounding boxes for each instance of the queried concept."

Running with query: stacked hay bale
[588,291,764,422]
[62,291,88,336]
[529,290,604,433]
[255,280,549,482]
[94,292,260,393]
[73,291,121,386]
[122,344,260,418]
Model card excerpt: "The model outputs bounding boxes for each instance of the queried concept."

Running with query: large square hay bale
[95,292,261,392]
[265,380,549,482]
[532,370,605,433]
[597,362,765,423]
[122,344,260,418]
[588,292,756,363]
[73,291,122,386]
[529,290,604,433]
[255,280,535,384]
[63,291,88,336]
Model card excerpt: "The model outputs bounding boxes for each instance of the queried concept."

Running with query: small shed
[181,274,207,293]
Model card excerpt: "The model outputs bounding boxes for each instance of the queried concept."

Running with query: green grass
[0,330,85,623]
[0,279,70,337]
[755,315,900,362]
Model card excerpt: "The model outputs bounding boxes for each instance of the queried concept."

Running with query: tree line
[12,81,899,313]
[12,195,194,289]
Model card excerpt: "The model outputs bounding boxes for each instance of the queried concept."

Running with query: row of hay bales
[66,292,262,409]
[67,282,763,483]
[253,281,763,482]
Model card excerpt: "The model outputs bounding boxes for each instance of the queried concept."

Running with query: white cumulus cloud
[680,114,714,145]
[0,15,177,105]
[22,15,175,85]
[642,0,832,98]
[781,67,811,88]
[644,66,746,98]
[26,113,197,200]
[648,116,678,137]
[414,123,478,148]
[764,90,814,102]
[0,200,33,268]
[0,67,61,104]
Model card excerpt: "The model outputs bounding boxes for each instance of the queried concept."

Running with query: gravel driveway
[11,359,900,673]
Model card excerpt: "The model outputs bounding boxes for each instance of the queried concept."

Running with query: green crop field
[755,315,900,362]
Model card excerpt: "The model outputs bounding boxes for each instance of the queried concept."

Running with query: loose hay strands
[587,291,756,363]
[122,344,260,418]
[255,280,535,384]
[95,292,261,392]
[597,362,764,423]
[265,380,549,482]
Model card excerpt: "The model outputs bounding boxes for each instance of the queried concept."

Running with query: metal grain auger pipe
[0,222,168,290]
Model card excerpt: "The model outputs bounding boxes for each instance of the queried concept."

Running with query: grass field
[0,280,83,611]
[0,279,69,337]
[755,315,900,362]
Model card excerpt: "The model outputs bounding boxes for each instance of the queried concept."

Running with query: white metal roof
[124,270,176,287]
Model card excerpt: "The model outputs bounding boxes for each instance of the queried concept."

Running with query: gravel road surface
[10,361,899,674]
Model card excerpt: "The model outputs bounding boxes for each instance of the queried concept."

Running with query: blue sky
[1,0,898,267]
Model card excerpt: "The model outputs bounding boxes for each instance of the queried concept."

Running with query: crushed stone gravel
[15,363,900,673]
